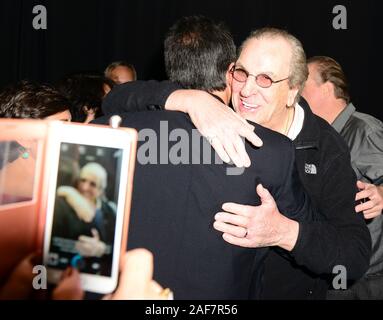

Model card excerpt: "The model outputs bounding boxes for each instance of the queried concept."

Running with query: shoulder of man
[102,80,182,115]
[346,110,383,137]
[298,97,350,156]
[313,112,351,159]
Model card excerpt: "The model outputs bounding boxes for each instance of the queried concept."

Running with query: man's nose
[240,77,258,97]
[80,181,90,191]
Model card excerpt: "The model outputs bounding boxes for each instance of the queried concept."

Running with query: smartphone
[43,121,137,294]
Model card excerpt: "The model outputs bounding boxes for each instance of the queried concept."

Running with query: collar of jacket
[293,97,320,150]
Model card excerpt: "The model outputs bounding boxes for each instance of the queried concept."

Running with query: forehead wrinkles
[239,37,292,76]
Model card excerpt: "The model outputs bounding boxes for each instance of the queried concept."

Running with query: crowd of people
[0,15,382,300]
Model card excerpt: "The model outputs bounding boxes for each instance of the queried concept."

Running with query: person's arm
[166,90,263,167]
[56,186,95,223]
[101,81,262,167]
[102,80,182,115]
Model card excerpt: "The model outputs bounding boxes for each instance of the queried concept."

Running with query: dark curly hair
[0,80,70,119]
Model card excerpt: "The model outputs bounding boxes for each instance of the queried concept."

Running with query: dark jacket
[100,81,371,299]
[52,197,116,243]
[260,99,371,299]
[93,110,315,299]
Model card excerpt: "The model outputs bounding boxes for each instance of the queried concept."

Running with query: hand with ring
[213,184,299,251]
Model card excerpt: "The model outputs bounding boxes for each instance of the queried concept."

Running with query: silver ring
[206,135,216,144]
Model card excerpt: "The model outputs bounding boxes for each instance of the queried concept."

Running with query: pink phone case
[0,119,137,283]
[0,119,49,278]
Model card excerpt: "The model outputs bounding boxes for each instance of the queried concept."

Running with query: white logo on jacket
[305,163,317,175]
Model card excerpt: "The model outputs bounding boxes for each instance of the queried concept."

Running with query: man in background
[302,55,383,299]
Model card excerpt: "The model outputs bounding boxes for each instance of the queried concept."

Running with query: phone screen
[46,142,123,277]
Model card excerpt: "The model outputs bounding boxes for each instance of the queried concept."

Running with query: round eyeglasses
[230,66,289,88]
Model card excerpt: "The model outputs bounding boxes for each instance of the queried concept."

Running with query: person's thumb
[91,228,100,240]
[52,268,84,300]
[256,184,274,205]
[113,249,154,299]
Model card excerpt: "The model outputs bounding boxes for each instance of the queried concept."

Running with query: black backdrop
[1,0,382,120]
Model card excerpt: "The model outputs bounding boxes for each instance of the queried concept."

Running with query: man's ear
[324,81,335,98]
[287,87,299,107]
[226,62,235,87]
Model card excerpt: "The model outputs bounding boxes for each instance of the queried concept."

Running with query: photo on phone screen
[46,142,123,277]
